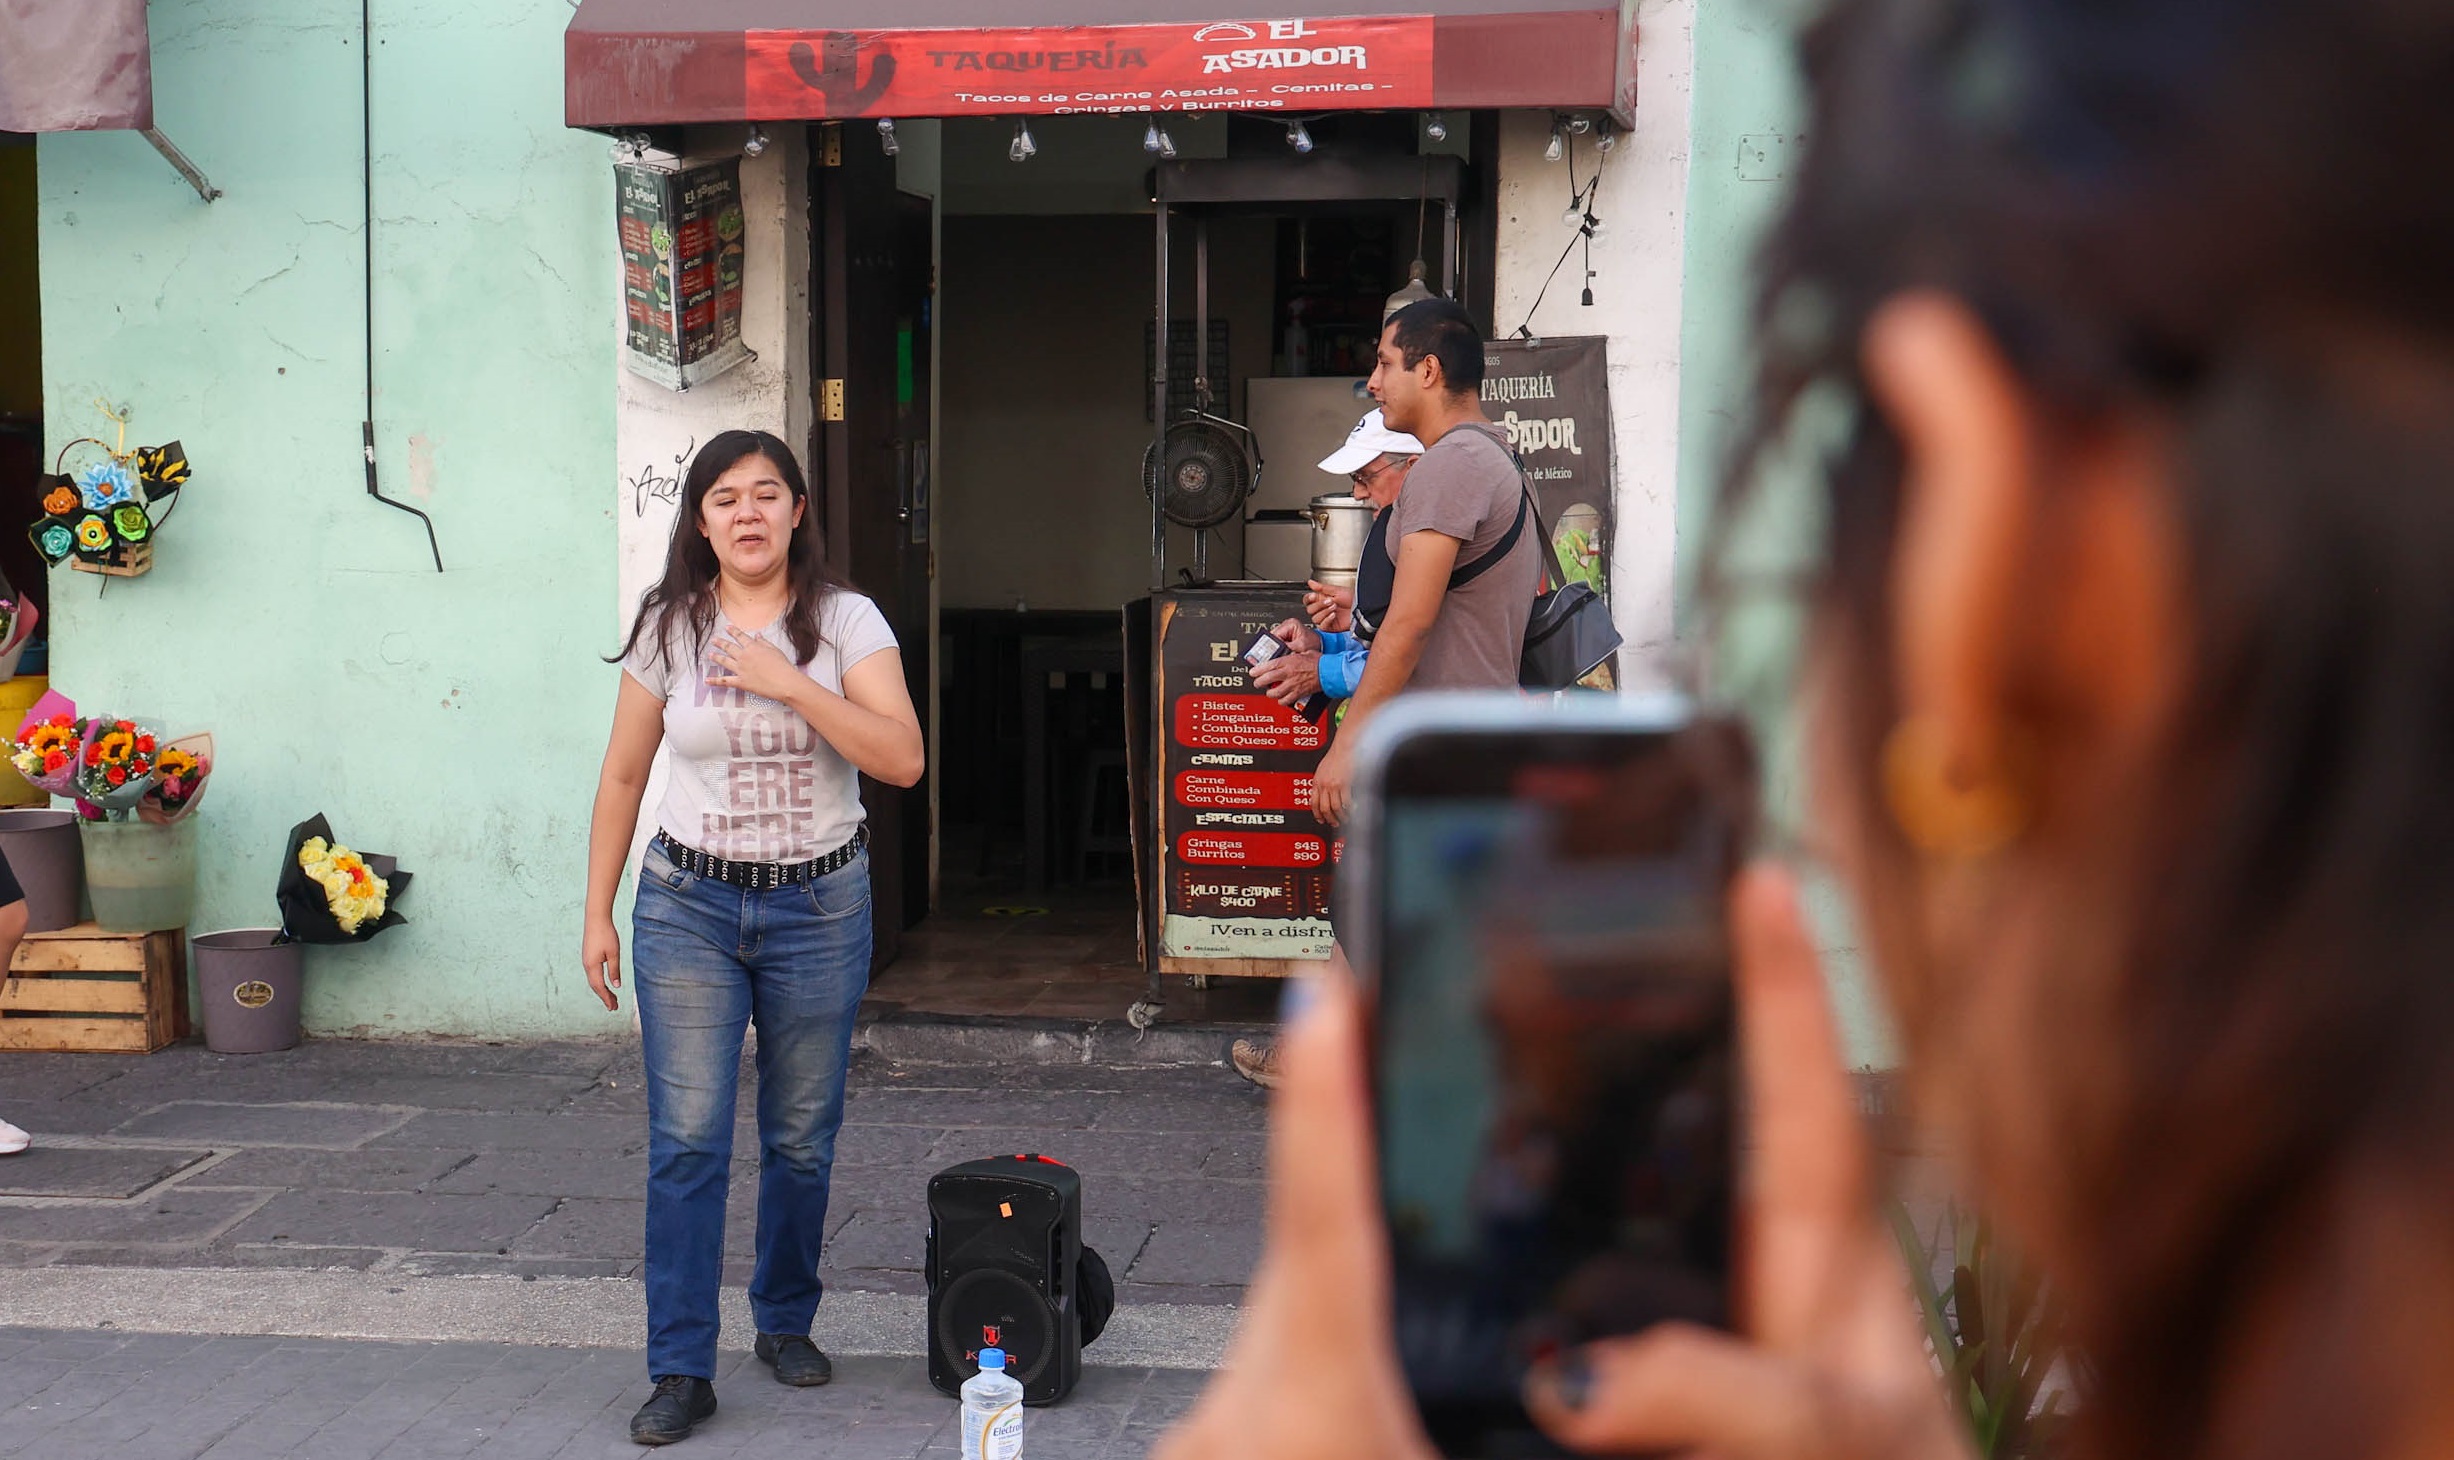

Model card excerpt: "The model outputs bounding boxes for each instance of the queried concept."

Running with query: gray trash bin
[0,809,85,932]
[192,929,303,1054]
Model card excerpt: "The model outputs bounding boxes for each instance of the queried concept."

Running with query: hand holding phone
[1154,857,1955,1460]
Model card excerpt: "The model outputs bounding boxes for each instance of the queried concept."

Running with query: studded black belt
[653,826,868,890]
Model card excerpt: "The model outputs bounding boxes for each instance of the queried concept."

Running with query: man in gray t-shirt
[1309,298,1537,826]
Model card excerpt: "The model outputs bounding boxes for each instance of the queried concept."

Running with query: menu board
[618,159,752,391]
[1156,588,1338,963]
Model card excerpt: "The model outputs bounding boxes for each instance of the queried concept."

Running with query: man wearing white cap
[1246,409,1423,714]
[1233,409,1421,1088]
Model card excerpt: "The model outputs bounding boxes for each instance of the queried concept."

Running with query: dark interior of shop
[0,135,45,678]
[892,110,1490,1020]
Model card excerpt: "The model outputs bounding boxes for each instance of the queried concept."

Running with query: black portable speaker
[926,1154,1110,1406]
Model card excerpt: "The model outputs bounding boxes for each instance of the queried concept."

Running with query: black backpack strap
[1446,442,1552,592]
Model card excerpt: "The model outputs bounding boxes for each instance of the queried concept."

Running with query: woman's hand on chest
[707,627,815,707]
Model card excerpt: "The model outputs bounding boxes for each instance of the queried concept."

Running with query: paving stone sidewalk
[0,1038,1267,1304]
[0,1326,1205,1460]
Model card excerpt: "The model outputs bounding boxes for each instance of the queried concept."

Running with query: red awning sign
[744,15,1435,120]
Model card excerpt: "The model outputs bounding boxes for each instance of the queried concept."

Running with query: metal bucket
[1306,494,1375,591]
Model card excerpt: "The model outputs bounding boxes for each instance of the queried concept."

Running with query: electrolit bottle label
[964,1401,1023,1460]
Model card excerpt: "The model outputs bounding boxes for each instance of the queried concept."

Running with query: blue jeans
[632,838,872,1381]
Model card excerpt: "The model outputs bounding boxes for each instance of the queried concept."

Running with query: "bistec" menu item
[1156,590,1339,962]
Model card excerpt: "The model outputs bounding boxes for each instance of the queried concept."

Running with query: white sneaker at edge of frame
[0,1119,29,1156]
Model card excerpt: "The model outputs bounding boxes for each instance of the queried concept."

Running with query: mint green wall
[37,0,618,1037]
[1677,1,1897,1066]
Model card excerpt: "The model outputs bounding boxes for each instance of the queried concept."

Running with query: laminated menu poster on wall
[1155,589,1338,963]
[617,159,752,391]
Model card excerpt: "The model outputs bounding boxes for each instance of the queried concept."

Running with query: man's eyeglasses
[1350,458,1404,490]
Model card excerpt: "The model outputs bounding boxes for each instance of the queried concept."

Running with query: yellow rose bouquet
[276,813,413,943]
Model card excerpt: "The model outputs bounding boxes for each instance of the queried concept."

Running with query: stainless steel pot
[1306,493,1375,590]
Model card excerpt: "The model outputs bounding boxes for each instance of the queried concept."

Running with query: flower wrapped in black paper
[277,814,413,944]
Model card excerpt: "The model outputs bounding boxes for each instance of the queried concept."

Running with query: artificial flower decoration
[28,421,193,572]
[75,459,139,511]
[134,442,190,498]
[276,814,413,943]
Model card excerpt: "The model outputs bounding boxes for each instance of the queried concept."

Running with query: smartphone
[1241,629,1292,672]
[1344,693,1753,1458]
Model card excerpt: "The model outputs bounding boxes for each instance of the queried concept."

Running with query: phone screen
[1370,721,1743,1457]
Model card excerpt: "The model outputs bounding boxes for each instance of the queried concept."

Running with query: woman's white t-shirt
[622,592,899,864]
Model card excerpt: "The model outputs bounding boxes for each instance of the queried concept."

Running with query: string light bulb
[1423,111,1448,144]
[1566,114,1595,135]
[1009,119,1037,162]
[1544,125,1565,164]
[1595,120,1620,154]
[743,124,768,158]
[1286,120,1314,154]
[877,118,899,157]
[1143,118,1176,159]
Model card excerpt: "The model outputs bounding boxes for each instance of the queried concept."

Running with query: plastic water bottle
[960,1347,1026,1460]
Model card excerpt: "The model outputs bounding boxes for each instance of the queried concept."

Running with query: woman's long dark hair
[1715,3,2454,1460]
[613,430,852,677]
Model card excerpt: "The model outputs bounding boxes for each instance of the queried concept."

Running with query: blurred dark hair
[614,430,852,676]
[1386,298,1487,393]
[1719,3,2454,1459]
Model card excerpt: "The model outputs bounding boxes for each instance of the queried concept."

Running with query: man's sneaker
[1231,1038,1282,1090]
[0,1119,28,1156]
[754,1332,834,1387]
[629,1375,716,1445]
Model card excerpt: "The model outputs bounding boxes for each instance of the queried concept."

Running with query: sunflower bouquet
[276,813,413,943]
[138,733,214,825]
[27,425,190,574]
[9,708,86,799]
[74,716,163,815]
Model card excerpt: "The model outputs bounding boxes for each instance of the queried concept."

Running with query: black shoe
[630,1375,716,1446]
[754,1332,835,1387]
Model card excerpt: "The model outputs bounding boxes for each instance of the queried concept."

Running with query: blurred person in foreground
[1160,2,2454,1460]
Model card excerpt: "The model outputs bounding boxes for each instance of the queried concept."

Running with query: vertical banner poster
[618,159,752,391]
[1482,336,1615,687]
[1482,336,1613,594]
[1156,589,1337,963]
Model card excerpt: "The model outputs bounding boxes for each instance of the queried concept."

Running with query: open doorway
[0,135,48,704]
[873,111,1492,1020]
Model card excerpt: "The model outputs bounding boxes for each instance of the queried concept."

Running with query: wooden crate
[0,923,190,1053]
[70,543,153,579]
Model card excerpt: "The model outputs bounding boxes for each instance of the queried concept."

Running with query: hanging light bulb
[743,124,769,158]
[1562,195,1587,229]
[1595,121,1620,154]
[1286,120,1313,154]
[1143,118,1177,159]
[1566,113,1595,135]
[1544,125,1565,164]
[1009,119,1037,162]
[1383,258,1437,321]
[1423,111,1448,144]
[1586,214,1610,245]
[877,118,900,157]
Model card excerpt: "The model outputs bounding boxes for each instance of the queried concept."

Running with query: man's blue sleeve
[1318,632,1368,699]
